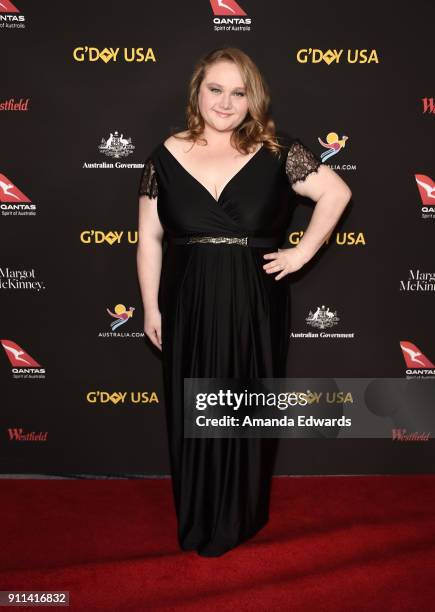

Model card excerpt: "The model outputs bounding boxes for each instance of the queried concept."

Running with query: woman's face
[198,60,249,134]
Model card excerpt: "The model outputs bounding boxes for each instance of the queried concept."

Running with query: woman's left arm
[263,164,352,280]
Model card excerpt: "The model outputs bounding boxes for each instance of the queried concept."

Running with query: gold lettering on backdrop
[288,231,366,246]
[73,47,156,63]
[296,49,379,64]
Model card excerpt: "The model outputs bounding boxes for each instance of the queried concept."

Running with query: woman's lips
[214,110,232,117]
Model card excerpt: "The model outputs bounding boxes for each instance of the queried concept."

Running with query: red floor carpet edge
[0,476,434,611]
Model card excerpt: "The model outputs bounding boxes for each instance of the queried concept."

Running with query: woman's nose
[219,95,232,110]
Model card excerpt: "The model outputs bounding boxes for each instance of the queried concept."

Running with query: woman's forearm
[136,237,163,312]
[295,190,351,263]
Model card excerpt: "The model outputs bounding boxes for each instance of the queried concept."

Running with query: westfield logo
[422,98,435,114]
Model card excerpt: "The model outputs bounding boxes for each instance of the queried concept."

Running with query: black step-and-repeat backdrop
[1,1,434,475]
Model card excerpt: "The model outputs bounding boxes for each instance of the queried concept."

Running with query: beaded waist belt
[169,235,280,248]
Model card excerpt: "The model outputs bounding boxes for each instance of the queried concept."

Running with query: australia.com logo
[317,131,356,171]
[95,302,144,339]
[0,174,36,216]
[0,0,26,28]
[1,339,46,379]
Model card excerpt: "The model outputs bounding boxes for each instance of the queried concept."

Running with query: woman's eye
[210,88,245,97]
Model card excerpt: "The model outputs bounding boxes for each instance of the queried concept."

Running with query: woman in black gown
[137,47,352,557]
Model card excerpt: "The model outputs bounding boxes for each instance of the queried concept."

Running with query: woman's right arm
[136,193,165,350]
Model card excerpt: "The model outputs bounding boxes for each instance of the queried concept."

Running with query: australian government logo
[99,131,135,159]
[83,131,142,170]
[290,304,355,339]
[306,305,340,329]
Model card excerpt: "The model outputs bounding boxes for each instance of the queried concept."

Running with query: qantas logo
[1,339,45,378]
[0,0,26,26]
[415,174,435,220]
[0,174,30,202]
[209,0,246,15]
[0,1,19,12]
[415,174,435,205]
[0,173,36,216]
[1,339,41,367]
[210,0,251,31]
[400,341,435,378]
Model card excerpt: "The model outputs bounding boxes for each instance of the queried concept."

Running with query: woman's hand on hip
[262,246,308,280]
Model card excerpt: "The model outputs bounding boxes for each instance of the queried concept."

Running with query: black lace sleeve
[138,157,158,199]
[285,139,322,186]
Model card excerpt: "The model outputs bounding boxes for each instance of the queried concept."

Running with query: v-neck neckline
[160,140,264,204]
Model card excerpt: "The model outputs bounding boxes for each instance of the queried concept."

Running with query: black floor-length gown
[138,131,322,557]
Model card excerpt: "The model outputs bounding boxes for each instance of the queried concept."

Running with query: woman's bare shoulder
[163,131,191,153]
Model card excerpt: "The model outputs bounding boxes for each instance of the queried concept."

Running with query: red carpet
[0,475,434,611]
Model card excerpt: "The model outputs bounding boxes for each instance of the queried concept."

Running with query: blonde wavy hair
[171,47,286,158]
